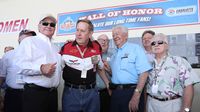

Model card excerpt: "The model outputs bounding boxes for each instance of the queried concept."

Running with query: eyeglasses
[151,40,166,46]
[41,22,56,28]
[97,39,109,43]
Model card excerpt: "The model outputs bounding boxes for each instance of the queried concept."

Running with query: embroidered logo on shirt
[68,59,80,65]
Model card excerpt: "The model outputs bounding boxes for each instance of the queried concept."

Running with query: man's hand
[40,63,57,77]
[129,93,140,112]
[103,61,112,75]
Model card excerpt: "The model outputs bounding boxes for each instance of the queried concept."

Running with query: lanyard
[152,56,168,84]
[76,45,87,58]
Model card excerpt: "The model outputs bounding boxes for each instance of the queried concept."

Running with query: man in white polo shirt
[14,14,62,112]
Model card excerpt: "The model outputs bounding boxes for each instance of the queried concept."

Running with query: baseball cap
[19,29,36,37]
[39,14,56,23]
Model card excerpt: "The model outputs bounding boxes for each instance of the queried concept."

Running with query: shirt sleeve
[135,45,152,75]
[179,58,200,87]
[14,38,42,76]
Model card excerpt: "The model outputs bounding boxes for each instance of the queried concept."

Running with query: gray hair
[112,25,128,35]
[152,33,168,44]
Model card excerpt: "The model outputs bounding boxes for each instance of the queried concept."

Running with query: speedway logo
[166,5,196,17]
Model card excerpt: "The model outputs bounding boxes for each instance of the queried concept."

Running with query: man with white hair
[96,34,112,112]
[14,14,62,112]
[147,33,200,112]
[107,25,151,112]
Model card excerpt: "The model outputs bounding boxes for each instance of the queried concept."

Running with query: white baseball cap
[39,14,56,23]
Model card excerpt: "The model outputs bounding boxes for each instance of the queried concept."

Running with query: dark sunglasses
[41,22,56,28]
[151,40,166,46]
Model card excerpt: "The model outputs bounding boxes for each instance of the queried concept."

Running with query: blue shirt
[110,42,152,84]
[96,51,112,89]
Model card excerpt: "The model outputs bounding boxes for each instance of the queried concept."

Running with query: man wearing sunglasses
[14,14,62,112]
[0,29,36,112]
[146,33,200,112]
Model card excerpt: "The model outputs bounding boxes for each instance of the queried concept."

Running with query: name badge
[151,84,158,94]
[81,69,87,78]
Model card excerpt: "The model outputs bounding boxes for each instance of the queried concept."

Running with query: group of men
[0,13,199,112]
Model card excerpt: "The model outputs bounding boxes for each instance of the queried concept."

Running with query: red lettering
[19,18,29,30]
[0,22,4,32]
[12,19,20,32]
[0,18,29,34]
[3,21,13,32]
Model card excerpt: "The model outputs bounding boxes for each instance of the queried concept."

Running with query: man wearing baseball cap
[14,14,62,112]
[18,29,36,43]
[0,29,36,112]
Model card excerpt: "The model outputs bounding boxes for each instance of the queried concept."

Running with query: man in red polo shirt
[60,19,107,112]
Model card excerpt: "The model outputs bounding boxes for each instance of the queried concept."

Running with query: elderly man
[96,34,112,112]
[108,25,151,112]
[147,33,200,112]
[14,15,62,112]
[0,29,36,112]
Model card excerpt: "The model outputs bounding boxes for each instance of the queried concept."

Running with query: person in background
[0,46,14,112]
[60,19,107,112]
[0,29,36,112]
[141,30,155,65]
[4,47,14,53]
[96,34,112,112]
[146,33,200,112]
[141,30,155,112]
[0,57,4,112]
[14,14,62,112]
[107,25,151,112]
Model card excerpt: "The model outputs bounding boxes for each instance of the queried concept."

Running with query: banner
[57,0,199,35]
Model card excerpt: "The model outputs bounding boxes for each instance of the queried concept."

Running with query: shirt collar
[153,53,170,65]
[38,33,51,43]
[115,42,128,51]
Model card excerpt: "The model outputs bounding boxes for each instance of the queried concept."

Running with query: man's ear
[89,31,94,39]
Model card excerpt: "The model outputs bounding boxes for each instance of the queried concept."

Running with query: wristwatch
[184,108,190,112]
[135,88,142,93]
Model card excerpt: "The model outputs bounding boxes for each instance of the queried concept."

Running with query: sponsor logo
[60,17,75,31]
[166,5,196,17]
